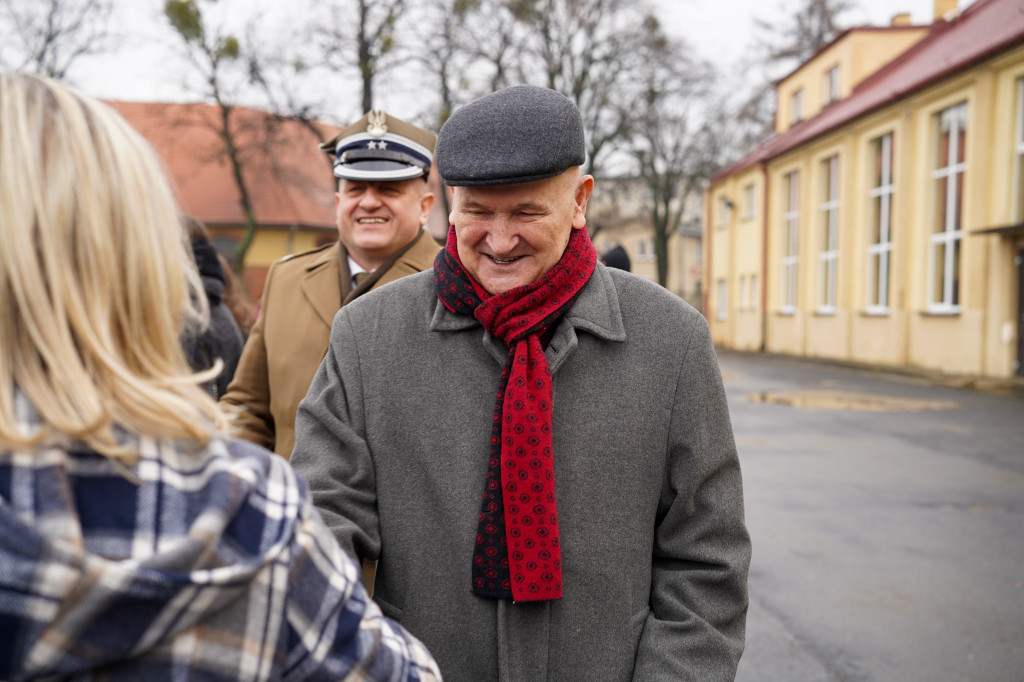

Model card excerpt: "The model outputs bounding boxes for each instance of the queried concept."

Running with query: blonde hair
[0,73,227,459]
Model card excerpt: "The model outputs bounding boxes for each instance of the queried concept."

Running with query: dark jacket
[184,241,244,398]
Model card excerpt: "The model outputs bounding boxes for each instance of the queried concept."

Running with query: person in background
[0,73,440,682]
[221,110,440,460]
[601,243,631,271]
[182,215,244,398]
[291,85,750,681]
[218,251,256,337]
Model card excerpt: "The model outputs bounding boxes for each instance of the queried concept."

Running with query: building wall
[589,175,704,308]
[775,28,928,134]
[210,225,336,301]
[707,41,1024,379]
[707,165,763,349]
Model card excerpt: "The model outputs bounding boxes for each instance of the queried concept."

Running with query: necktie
[353,271,371,287]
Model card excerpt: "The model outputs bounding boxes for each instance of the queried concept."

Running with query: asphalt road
[718,351,1024,682]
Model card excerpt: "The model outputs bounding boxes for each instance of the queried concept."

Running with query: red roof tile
[108,101,342,229]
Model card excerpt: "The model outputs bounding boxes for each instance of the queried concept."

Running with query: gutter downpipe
[760,159,770,353]
[703,185,712,320]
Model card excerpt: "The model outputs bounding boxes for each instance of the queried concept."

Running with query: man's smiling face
[449,168,592,296]
[335,177,434,270]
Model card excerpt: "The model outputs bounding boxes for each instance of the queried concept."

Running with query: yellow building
[590,175,704,309]
[706,0,1024,379]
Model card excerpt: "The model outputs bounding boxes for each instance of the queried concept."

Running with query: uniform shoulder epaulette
[279,240,335,263]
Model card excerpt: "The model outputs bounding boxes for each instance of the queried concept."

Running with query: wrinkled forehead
[452,168,580,205]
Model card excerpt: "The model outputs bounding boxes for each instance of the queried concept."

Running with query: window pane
[951,238,961,305]
[1017,154,1024,222]
[956,118,967,165]
[871,196,883,244]
[935,176,948,233]
[869,253,880,306]
[882,194,892,242]
[880,251,890,307]
[932,241,946,305]
[954,172,964,232]
[873,141,883,187]
[938,128,950,168]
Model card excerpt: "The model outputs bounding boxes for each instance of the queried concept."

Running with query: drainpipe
[760,160,770,353]
[703,187,712,320]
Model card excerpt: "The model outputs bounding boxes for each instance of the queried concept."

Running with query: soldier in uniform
[221,111,440,460]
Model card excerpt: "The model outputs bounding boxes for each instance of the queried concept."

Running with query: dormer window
[790,89,805,125]
[823,65,840,105]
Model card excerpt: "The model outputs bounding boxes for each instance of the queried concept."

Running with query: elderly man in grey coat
[291,84,751,681]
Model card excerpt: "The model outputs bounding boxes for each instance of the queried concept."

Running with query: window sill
[920,308,961,317]
[814,308,836,317]
[861,309,890,317]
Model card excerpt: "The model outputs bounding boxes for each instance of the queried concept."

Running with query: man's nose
[486,218,519,254]
[359,187,383,208]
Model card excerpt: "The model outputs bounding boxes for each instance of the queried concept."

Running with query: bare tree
[414,0,482,130]
[629,32,722,287]
[509,0,657,175]
[728,0,856,152]
[754,0,856,65]
[164,0,258,275]
[318,0,405,114]
[0,0,114,79]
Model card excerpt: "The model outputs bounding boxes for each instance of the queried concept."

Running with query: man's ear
[572,175,594,230]
[419,191,436,225]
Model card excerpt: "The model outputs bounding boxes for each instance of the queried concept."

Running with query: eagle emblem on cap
[367,110,388,137]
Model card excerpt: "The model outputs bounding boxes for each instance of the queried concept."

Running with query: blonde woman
[0,73,439,681]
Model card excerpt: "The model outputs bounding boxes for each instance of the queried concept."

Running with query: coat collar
[429,263,627,374]
[300,242,343,328]
[301,230,441,328]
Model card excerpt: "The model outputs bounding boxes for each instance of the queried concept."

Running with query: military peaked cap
[319,110,436,181]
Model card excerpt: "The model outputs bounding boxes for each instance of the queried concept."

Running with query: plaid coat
[0,393,440,681]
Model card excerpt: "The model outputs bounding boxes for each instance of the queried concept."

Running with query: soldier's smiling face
[335,178,434,270]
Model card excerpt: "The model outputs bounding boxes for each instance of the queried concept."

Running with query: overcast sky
[661,0,960,74]
[70,0,966,121]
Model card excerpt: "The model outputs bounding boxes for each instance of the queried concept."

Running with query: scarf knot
[434,225,595,602]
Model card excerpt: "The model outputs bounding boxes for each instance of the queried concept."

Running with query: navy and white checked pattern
[0,393,440,681]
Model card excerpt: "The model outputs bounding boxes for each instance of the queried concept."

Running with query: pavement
[717,350,1024,682]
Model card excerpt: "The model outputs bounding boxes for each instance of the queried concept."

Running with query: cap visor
[334,159,426,181]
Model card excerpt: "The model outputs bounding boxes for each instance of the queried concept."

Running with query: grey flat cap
[436,85,585,186]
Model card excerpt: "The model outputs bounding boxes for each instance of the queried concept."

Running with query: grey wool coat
[290,263,751,682]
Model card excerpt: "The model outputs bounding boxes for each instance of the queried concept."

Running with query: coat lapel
[300,243,343,329]
[429,263,627,375]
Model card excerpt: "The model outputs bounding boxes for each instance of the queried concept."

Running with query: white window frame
[790,89,804,125]
[928,102,967,312]
[1014,79,1024,222]
[782,171,800,313]
[823,65,840,105]
[867,133,894,314]
[818,155,839,313]
[750,274,759,311]
[716,278,729,320]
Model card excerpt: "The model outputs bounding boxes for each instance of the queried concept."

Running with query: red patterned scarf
[434,225,596,602]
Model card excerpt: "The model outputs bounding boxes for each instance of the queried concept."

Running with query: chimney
[934,0,958,20]
[890,12,912,25]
